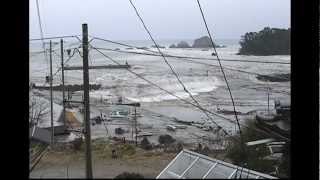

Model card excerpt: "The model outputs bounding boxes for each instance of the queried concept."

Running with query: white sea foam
[126,76,221,102]
[90,90,112,99]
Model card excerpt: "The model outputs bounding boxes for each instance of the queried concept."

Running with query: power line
[52,47,81,77]
[89,37,290,65]
[35,0,49,76]
[30,145,49,173]
[91,44,231,135]
[92,46,291,82]
[196,0,242,137]
[91,46,291,96]
[89,44,290,141]
[30,35,81,42]
[128,0,225,134]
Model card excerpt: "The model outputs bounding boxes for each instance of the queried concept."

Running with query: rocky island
[169,36,226,49]
[169,41,191,48]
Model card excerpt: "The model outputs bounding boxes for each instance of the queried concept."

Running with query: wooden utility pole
[60,39,66,127]
[267,87,270,114]
[131,119,134,141]
[82,23,93,179]
[135,107,137,146]
[49,40,54,145]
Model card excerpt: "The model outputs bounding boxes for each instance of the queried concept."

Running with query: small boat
[166,125,177,131]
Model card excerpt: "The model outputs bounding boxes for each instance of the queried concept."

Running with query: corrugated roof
[157,149,277,179]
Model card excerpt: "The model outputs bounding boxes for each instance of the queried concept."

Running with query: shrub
[140,137,152,150]
[115,128,125,135]
[226,120,280,174]
[278,142,290,178]
[72,138,83,151]
[202,146,210,156]
[119,144,136,156]
[114,172,144,179]
[176,142,183,152]
[158,134,175,145]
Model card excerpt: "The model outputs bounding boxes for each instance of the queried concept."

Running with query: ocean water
[29,38,290,104]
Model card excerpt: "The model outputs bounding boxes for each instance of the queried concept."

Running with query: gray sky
[29,0,290,40]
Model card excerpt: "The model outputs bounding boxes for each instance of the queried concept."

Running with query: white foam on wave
[126,76,221,103]
[90,90,112,99]
[126,91,194,102]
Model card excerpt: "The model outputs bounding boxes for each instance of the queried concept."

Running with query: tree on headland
[158,134,175,151]
[238,27,290,55]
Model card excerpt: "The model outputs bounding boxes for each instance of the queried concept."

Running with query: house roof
[29,126,51,144]
[156,149,277,179]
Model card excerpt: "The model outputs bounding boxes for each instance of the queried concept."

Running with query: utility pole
[49,40,54,145]
[267,87,270,115]
[135,107,137,146]
[82,23,93,179]
[131,119,134,142]
[60,39,66,127]
[116,103,140,145]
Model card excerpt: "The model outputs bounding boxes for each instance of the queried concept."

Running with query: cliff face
[192,36,215,48]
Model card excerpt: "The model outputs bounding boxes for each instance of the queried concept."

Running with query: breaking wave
[126,76,221,102]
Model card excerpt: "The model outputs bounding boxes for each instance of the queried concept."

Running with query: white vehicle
[110,111,128,118]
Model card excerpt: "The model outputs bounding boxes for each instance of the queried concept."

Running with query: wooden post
[60,39,66,127]
[49,40,54,145]
[131,118,134,142]
[267,87,270,114]
[135,107,137,146]
[82,23,93,179]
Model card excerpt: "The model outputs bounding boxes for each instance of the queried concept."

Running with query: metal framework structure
[156,149,277,179]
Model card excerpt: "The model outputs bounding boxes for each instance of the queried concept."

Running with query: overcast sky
[29,0,290,40]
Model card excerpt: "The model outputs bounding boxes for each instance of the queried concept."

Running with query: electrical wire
[196,0,242,138]
[89,44,290,141]
[52,47,80,77]
[35,0,49,77]
[91,44,231,135]
[89,37,290,65]
[30,35,82,42]
[30,40,290,141]
[29,145,49,173]
[92,46,291,82]
[128,0,226,134]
